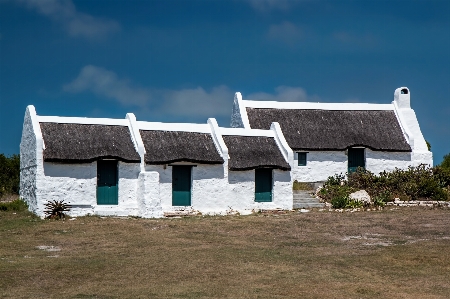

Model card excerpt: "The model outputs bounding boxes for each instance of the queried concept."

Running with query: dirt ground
[1,207,449,298]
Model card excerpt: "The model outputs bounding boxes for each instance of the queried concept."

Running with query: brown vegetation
[1,208,450,298]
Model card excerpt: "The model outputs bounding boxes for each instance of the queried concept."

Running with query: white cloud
[267,21,303,45]
[15,0,120,39]
[64,65,318,121]
[161,85,233,118]
[63,65,234,119]
[63,65,150,106]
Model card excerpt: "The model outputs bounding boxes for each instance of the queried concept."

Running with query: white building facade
[20,106,293,218]
[20,87,432,217]
[231,87,433,183]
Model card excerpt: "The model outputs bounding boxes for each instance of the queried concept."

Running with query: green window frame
[255,168,273,202]
[297,152,307,166]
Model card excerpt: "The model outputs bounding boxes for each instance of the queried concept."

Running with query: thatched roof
[246,108,411,152]
[140,130,224,165]
[222,136,291,171]
[40,123,141,163]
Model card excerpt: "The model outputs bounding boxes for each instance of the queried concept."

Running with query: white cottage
[231,87,433,182]
[20,106,143,217]
[20,106,293,218]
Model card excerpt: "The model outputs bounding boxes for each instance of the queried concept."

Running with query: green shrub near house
[318,165,450,208]
[0,199,28,212]
[0,154,20,199]
[440,153,450,169]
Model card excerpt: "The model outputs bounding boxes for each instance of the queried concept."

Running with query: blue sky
[0,0,449,164]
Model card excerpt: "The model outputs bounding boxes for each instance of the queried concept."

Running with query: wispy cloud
[15,0,120,39]
[64,66,318,121]
[63,65,150,106]
[160,86,233,118]
[267,21,303,45]
[63,66,234,119]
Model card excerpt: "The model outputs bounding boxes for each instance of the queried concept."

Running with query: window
[297,152,307,166]
[255,168,273,202]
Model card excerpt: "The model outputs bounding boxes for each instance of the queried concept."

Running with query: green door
[255,168,273,202]
[348,148,365,173]
[97,160,118,205]
[172,165,192,206]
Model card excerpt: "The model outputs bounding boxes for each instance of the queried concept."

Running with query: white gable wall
[392,87,432,166]
[20,106,41,214]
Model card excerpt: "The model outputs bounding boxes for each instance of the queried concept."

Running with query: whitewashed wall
[20,107,39,214]
[292,148,433,183]
[143,163,292,216]
[39,162,97,211]
[366,150,412,174]
[34,161,140,217]
[292,151,348,182]
[27,157,292,218]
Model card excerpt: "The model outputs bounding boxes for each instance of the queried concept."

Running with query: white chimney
[394,87,410,109]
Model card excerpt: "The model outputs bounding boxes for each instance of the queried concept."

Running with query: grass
[1,206,450,298]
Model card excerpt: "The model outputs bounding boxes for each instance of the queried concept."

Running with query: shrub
[440,153,450,169]
[44,200,71,219]
[0,154,20,198]
[0,199,28,212]
[331,194,349,209]
[319,174,357,206]
[318,165,450,208]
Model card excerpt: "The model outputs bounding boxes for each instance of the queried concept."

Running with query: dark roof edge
[145,158,224,165]
[44,156,141,164]
[291,145,412,152]
[229,165,291,171]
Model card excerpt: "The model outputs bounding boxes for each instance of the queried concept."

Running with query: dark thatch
[40,123,141,163]
[246,108,411,152]
[222,135,291,171]
[140,130,224,165]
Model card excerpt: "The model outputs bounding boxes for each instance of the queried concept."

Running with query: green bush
[318,165,450,207]
[0,199,28,212]
[0,154,20,198]
[331,195,349,209]
[440,153,450,169]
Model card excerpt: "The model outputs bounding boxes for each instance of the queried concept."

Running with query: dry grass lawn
[1,207,450,298]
